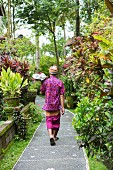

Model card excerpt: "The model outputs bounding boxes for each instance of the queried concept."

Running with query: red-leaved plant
[0,54,29,77]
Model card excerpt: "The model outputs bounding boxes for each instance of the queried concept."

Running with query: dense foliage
[0,55,29,77]
[63,14,113,169]
[1,1,113,169]
[0,67,28,98]
[72,96,113,168]
[63,16,113,99]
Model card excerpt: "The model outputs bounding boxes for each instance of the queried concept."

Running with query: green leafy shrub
[28,81,41,92]
[63,17,113,101]
[29,103,43,123]
[0,67,28,98]
[72,96,113,169]
[60,75,75,96]
[0,36,36,60]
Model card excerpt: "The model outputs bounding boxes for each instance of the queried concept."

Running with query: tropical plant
[63,12,113,169]
[28,81,41,91]
[60,75,74,96]
[63,35,102,100]
[0,55,30,77]
[29,103,43,123]
[72,96,113,170]
[0,67,28,98]
[63,15,113,100]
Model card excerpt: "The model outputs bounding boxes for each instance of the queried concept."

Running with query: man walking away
[40,65,65,146]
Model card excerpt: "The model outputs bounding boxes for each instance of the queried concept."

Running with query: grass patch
[89,156,107,170]
[68,108,107,170]
[0,121,5,126]
[0,122,41,170]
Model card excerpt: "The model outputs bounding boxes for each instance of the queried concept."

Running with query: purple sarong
[46,114,60,129]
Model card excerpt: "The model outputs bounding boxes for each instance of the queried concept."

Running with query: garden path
[13,96,89,170]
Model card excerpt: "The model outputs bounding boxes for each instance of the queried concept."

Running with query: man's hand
[60,107,65,115]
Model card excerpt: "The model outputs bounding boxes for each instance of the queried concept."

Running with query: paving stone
[28,135,79,147]
[19,145,85,161]
[13,96,89,170]
[13,158,87,170]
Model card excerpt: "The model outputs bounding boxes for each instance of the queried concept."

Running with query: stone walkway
[13,96,89,170]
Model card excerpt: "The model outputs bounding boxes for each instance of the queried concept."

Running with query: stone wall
[0,120,16,159]
[0,103,32,159]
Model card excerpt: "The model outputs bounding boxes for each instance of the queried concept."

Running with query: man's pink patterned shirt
[40,75,65,111]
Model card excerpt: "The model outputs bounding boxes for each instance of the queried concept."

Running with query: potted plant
[0,67,28,107]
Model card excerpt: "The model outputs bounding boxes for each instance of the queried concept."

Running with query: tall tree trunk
[53,33,59,72]
[105,0,113,14]
[76,0,80,36]
[35,35,40,70]
[12,0,15,39]
[7,0,11,42]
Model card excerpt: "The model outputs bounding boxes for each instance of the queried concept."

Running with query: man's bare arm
[60,95,65,115]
